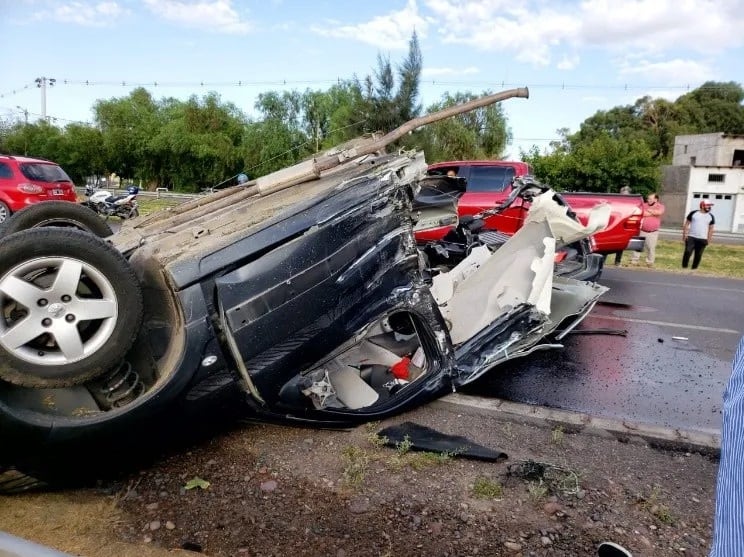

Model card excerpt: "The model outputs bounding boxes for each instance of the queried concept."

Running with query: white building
[662,134,744,233]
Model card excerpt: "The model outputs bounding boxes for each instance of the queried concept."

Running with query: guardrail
[76,187,200,201]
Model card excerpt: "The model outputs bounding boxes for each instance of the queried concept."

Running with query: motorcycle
[82,185,140,220]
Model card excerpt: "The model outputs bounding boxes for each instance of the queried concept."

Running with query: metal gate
[692,192,736,232]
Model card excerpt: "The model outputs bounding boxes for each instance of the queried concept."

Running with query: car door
[457,165,525,234]
[212,155,456,417]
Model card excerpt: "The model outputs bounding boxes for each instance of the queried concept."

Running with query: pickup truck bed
[425,161,645,255]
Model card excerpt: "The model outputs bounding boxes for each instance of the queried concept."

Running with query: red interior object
[391,357,411,380]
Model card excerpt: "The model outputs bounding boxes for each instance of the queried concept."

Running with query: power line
[2,78,739,94]
[0,106,92,125]
[0,82,34,99]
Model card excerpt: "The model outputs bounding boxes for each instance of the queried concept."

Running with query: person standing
[710,335,744,556]
[630,192,665,267]
[682,200,715,270]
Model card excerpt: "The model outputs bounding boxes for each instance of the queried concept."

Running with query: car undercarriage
[0,88,613,491]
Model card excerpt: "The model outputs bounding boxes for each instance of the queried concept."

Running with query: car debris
[377,422,507,461]
[0,87,612,491]
[562,328,628,337]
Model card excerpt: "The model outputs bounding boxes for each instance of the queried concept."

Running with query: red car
[0,155,78,223]
[423,160,644,255]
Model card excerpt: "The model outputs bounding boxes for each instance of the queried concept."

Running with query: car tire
[0,201,10,224]
[0,228,143,388]
[0,201,113,238]
[0,467,46,494]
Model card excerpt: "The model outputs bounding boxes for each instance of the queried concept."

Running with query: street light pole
[34,77,56,122]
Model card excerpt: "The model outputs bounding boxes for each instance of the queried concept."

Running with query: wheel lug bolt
[65,314,75,323]
[42,318,52,327]
[38,299,48,307]
[61,295,72,302]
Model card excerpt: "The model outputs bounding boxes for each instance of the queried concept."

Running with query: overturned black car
[0,89,611,490]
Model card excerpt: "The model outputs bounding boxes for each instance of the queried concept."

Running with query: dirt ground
[0,400,718,557]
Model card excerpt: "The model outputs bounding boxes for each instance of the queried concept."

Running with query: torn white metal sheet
[525,191,612,247]
[432,190,611,347]
[435,223,555,345]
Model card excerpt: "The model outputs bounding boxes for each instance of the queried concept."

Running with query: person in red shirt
[631,192,665,267]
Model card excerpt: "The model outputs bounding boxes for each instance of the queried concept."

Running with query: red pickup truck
[420,160,644,255]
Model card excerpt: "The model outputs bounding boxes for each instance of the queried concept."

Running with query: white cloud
[30,1,128,26]
[579,0,744,53]
[422,0,744,69]
[143,0,251,34]
[422,66,479,77]
[557,54,580,70]
[619,58,716,84]
[311,0,429,50]
[424,1,580,66]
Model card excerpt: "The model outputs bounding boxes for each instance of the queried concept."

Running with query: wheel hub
[47,302,66,319]
[0,256,119,368]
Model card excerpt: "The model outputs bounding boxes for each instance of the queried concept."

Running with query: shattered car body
[0,88,609,488]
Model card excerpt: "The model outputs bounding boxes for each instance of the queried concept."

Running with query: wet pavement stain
[462,313,729,432]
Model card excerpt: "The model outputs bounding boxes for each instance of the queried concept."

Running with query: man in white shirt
[682,200,715,270]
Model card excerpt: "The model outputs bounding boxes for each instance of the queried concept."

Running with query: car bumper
[555,252,604,282]
[15,195,78,211]
[627,236,645,252]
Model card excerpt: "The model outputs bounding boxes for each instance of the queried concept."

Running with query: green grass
[551,425,565,445]
[406,451,456,470]
[616,239,744,279]
[527,480,548,502]
[472,477,503,499]
[638,486,676,525]
[395,435,413,456]
[136,197,186,216]
[76,193,186,218]
[341,445,369,488]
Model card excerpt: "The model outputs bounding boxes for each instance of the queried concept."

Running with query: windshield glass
[19,163,72,183]
[466,166,515,192]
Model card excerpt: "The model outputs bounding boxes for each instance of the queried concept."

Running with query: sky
[1,0,743,159]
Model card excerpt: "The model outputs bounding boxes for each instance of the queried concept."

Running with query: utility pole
[34,77,56,121]
[15,106,29,155]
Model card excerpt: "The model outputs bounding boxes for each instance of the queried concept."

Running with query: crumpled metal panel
[428,192,611,385]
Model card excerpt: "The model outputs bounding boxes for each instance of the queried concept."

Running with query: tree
[56,124,106,184]
[1,120,65,164]
[255,91,303,128]
[568,82,744,164]
[417,91,511,161]
[676,81,744,134]
[241,119,308,177]
[148,93,247,191]
[322,82,367,146]
[93,88,161,180]
[356,32,423,133]
[522,133,658,193]
[394,31,423,123]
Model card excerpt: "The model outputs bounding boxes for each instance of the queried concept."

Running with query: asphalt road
[462,267,744,433]
[660,227,744,245]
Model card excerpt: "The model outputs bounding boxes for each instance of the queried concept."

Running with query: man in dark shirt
[682,200,715,270]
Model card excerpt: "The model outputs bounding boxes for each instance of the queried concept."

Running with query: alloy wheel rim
[0,257,118,366]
